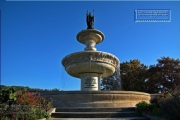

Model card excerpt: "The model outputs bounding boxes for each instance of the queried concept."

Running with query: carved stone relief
[62,52,119,68]
[85,77,97,84]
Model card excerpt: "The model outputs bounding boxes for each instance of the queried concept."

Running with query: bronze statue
[86,11,94,29]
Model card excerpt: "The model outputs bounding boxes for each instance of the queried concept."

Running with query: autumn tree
[101,57,180,93]
[147,57,180,93]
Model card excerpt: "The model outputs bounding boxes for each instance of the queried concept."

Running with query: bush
[160,92,180,120]
[148,103,161,116]
[0,87,17,105]
[0,87,52,120]
[136,92,180,119]
[136,101,150,113]
[136,101,162,116]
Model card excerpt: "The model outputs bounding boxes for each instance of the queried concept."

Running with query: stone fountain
[62,29,119,91]
[62,12,119,91]
[43,12,150,108]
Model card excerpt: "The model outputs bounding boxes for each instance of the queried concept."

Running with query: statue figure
[86,11,94,29]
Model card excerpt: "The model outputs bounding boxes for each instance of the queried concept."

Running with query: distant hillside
[0,85,60,92]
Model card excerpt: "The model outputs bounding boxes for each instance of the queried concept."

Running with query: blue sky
[0,1,179,90]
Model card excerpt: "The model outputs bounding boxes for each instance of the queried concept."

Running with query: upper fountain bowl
[77,29,104,51]
[77,29,104,44]
[62,51,119,78]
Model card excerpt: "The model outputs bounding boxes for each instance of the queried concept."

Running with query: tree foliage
[0,85,60,92]
[101,59,148,91]
[101,57,180,93]
[120,59,148,91]
[101,64,121,90]
[147,57,180,93]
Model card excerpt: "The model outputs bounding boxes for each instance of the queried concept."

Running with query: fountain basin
[62,51,119,78]
[41,91,150,108]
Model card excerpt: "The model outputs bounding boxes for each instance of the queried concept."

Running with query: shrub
[16,89,39,106]
[160,92,180,120]
[0,87,52,120]
[0,87,17,105]
[137,92,180,119]
[136,101,162,116]
[136,101,150,113]
[148,103,161,116]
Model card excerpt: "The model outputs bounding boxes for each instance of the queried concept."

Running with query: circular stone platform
[41,91,150,108]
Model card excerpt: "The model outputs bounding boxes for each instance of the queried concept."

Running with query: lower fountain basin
[41,91,150,108]
[62,51,119,78]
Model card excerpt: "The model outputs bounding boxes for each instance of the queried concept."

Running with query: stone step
[51,111,141,118]
[49,117,148,120]
[50,107,148,120]
[55,107,135,112]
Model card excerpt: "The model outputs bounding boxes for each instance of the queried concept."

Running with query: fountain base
[41,91,150,108]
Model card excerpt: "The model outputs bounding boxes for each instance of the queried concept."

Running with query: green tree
[101,59,148,91]
[121,59,148,92]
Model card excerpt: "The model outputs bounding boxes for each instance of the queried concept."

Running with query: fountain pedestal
[80,73,101,91]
